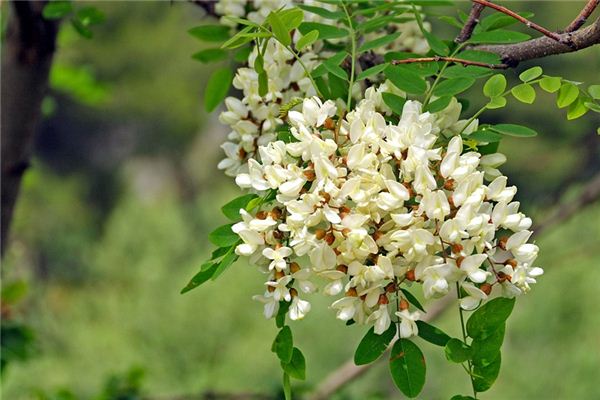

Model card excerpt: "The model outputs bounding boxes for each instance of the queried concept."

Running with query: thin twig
[392,56,508,69]
[565,0,600,32]
[472,0,567,45]
[309,171,600,400]
[456,2,486,43]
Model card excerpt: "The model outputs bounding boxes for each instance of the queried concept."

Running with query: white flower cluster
[215,1,430,178]
[232,94,543,336]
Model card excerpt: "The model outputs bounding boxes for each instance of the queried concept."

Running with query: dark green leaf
[450,395,477,400]
[444,338,472,363]
[281,347,306,380]
[297,30,319,50]
[458,50,502,64]
[400,288,426,312]
[76,7,105,26]
[389,339,426,398]
[70,18,93,38]
[519,66,543,82]
[385,52,440,77]
[233,46,252,63]
[385,66,427,95]
[415,320,451,346]
[471,324,505,367]
[208,223,239,247]
[1,281,28,304]
[272,326,294,364]
[298,22,348,40]
[276,301,291,328]
[557,83,579,108]
[42,1,73,19]
[539,76,562,93]
[356,63,389,81]
[466,297,515,339]
[212,250,238,279]
[382,93,406,115]
[354,324,396,366]
[511,83,536,104]
[490,123,538,138]
[473,352,502,392]
[483,74,507,98]
[204,67,233,112]
[438,16,463,29]
[189,25,231,42]
[424,31,449,56]
[323,62,348,81]
[426,96,453,113]
[192,48,228,63]
[359,33,401,53]
[433,78,476,97]
[181,263,217,294]
[469,30,531,44]
[258,71,269,97]
[222,194,259,220]
[468,129,503,143]
[479,11,534,31]
[297,4,344,20]
[268,12,291,46]
[328,73,349,100]
[221,26,256,50]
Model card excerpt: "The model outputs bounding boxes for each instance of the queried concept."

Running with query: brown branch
[472,0,566,45]
[456,2,486,43]
[474,16,600,67]
[565,0,600,32]
[392,56,508,69]
[309,171,600,400]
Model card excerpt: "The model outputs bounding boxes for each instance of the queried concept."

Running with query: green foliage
[281,348,306,380]
[385,66,427,94]
[382,92,406,115]
[469,30,530,44]
[221,194,259,220]
[415,321,451,346]
[483,74,507,98]
[272,327,294,364]
[188,25,231,42]
[192,48,228,63]
[389,339,426,398]
[204,67,233,112]
[297,30,319,50]
[354,324,396,365]
[444,339,472,363]
[511,83,536,104]
[400,288,426,312]
[490,123,538,137]
[467,298,515,339]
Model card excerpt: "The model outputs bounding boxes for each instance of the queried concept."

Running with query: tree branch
[308,170,600,400]
[456,3,486,43]
[565,0,599,32]
[392,56,508,69]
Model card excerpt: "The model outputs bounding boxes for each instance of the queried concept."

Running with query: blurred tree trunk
[1,1,59,254]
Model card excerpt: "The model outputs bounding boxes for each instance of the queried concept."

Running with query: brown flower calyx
[269,207,283,220]
[315,229,327,240]
[346,287,358,297]
[303,169,316,181]
[399,298,410,310]
[336,264,348,274]
[480,283,493,295]
[443,178,455,190]
[451,243,464,254]
[255,210,268,220]
[504,258,518,268]
[274,270,285,279]
[385,282,397,293]
[378,294,389,305]
[405,270,416,281]
[289,262,301,274]
[498,236,509,250]
[289,288,298,297]
[456,256,465,268]
[324,232,335,245]
[324,117,336,130]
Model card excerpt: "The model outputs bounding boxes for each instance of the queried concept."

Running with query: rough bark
[1,1,59,254]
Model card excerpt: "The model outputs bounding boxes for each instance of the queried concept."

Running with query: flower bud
[346,287,358,297]
[315,229,326,240]
[378,294,389,305]
[399,299,409,310]
[324,117,336,130]
[303,169,316,181]
[255,211,268,220]
[290,288,298,297]
[456,256,465,268]
[480,283,492,295]
[336,264,348,274]
[385,282,396,293]
[325,233,335,245]
[405,270,416,281]
[290,262,300,274]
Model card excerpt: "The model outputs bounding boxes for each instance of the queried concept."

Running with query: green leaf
[400,289,426,312]
[519,66,543,82]
[450,395,477,400]
[588,84,600,99]
[458,50,502,64]
[424,31,450,56]
[208,224,239,247]
[585,101,600,113]
[323,62,348,81]
[479,11,534,31]
[204,67,233,112]
[258,71,269,97]
[283,373,292,400]
[483,74,507,98]
[188,25,231,42]
[539,76,562,93]
[433,78,476,97]
[511,83,536,104]
[567,97,589,120]
[385,52,440,77]
[211,250,238,279]
[268,12,291,46]
[272,326,294,364]
[486,96,507,109]
[298,22,348,40]
[192,48,228,63]
[359,33,401,53]
[473,352,502,392]
[234,46,252,63]
[389,339,426,398]
[468,129,503,143]
[70,18,93,39]
[297,4,344,20]
[557,83,580,108]
[354,324,396,366]
[1,281,28,304]
[444,338,472,363]
[443,65,493,79]
[180,263,218,294]
[466,297,515,339]
[221,26,256,49]
[281,347,306,380]
[471,324,505,367]
[42,1,73,19]
[276,300,291,328]
[385,66,427,95]
[469,30,531,44]
[223,16,260,27]
[425,96,452,113]
[222,194,259,220]
[279,8,303,30]
[382,93,407,115]
[297,30,319,50]
[356,63,389,81]
[76,7,105,26]
[438,16,463,29]
[490,123,537,138]
[415,321,451,346]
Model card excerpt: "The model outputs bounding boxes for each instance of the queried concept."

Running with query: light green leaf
[297,4,344,20]
[415,321,451,347]
[466,298,516,339]
[433,78,476,97]
[281,347,306,380]
[539,76,562,93]
[356,63,389,81]
[278,8,303,30]
[204,67,233,112]
[385,66,427,95]
[486,96,507,109]
[298,22,348,40]
[556,83,579,108]
[584,101,600,113]
[490,123,537,137]
[511,83,536,104]
[588,84,600,99]
[268,12,291,46]
[389,339,426,398]
[469,30,531,44]
[483,74,507,98]
[354,324,396,366]
[567,97,589,120]
[519,66,543,82]
[211,250,238,279]
[272,326,294,364]
[208,223,239,247]
[192,48,228,63]
[42,1,73,19]
[189,25,231,42]
[221,194,259,220]
[297,30,319,50]
[444,338,472,363]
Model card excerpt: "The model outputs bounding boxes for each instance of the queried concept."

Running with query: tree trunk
[1,1,59,254]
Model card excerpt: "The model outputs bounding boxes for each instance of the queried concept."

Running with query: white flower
[421,263,456,298]
[252,292,279,319]
[331,296,359,321]
[289,296,311,320]
[395,309,421,338]
[459,254,490,283]
[368,305,392,335]
[265,275,292,302]
[459,282,487,310]
[262,246,293,271]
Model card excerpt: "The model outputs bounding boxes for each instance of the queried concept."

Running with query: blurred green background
[1,1,599,399]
